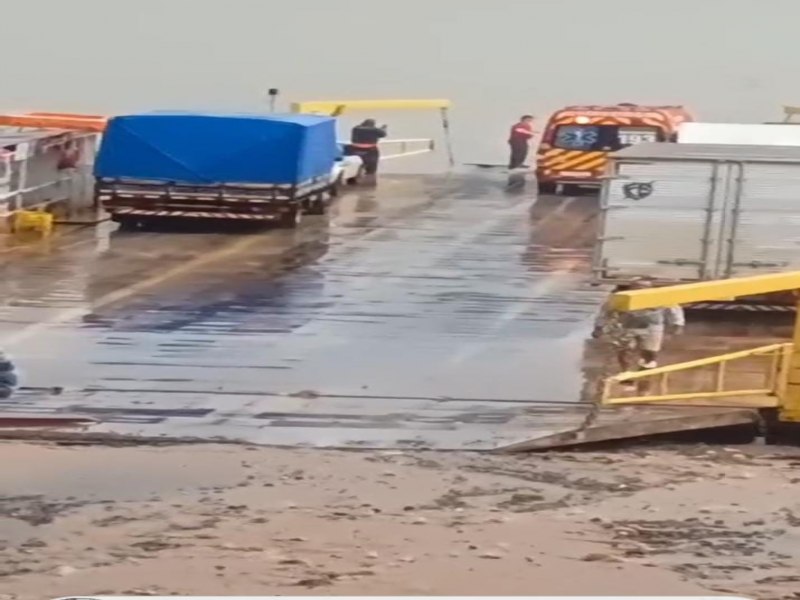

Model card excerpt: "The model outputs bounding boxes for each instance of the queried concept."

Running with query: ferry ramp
[0,172,609,449]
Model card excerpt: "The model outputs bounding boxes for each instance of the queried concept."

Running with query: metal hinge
[656,259,703,266]
[731,260,789,268]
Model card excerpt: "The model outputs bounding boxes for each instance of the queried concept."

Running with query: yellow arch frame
[292,99,454,166]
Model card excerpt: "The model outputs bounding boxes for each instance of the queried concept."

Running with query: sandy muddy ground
[1,441,799,599]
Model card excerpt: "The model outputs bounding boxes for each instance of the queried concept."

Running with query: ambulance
[536,103,692,194]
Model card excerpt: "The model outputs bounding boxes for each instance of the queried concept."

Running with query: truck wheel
[329,175,343,198]
[278,206,302,229]
[114,216,140,232]
[347,166,364,185]
[306,195,326,216]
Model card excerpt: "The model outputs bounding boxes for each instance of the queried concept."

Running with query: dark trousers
[345,146,380,175]
[508,141,529,169]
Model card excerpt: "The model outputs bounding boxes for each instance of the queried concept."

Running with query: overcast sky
[6,0,800,162]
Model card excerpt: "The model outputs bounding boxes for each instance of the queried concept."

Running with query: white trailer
[595,143,800,291]
[678,122,800,146]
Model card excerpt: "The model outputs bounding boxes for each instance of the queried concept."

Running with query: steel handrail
[601,342,792,406]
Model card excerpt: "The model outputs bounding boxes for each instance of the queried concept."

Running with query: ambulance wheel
[561,184,581,196]
[537,181,556,195]
[278,206,302,229]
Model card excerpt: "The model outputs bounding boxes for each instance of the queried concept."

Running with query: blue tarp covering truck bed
[95,111,338,185]
[94,111,341,229]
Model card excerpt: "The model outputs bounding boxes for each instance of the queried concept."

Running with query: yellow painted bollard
[11,210,54,236]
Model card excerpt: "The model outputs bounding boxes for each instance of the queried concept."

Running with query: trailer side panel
[727,162,800,277]
[597,159,723,281]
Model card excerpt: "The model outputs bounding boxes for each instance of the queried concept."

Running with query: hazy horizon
[7,0,800,164]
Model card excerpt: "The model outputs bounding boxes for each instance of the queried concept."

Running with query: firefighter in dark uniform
[345,119,387,183]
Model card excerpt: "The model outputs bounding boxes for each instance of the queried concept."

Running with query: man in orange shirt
[508,115,534,169]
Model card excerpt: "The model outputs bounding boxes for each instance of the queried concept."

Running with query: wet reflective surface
[0,173,610,448]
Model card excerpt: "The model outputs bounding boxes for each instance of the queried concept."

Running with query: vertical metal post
[723,162,745,278]
[697,162,719,280]
[439,108,455,167]
[712,161,734,279]
[766,347,780,391]
[779,293,800,422]
[658,372,669,396]
[592,160,616,277]
[14,147,28,213]
[715,361,726,392]
[89,135,100,210]
[267,88,279,113]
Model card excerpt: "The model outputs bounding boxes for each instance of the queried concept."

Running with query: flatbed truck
[94,111,343,229]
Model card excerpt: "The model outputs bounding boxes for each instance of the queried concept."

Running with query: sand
[1,441,799,599]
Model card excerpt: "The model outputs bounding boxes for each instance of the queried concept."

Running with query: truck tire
[278,206,303,229]
[113,215,141,232]
[328,175,343,198]
[306,195,326,216]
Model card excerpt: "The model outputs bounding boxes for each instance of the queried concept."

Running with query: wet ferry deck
[0,173,624,448]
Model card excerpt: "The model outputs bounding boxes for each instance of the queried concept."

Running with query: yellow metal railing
[292,99,451,114]
[601,342,792,407]
[607,273,800,422]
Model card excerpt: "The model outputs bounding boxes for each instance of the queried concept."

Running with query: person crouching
[591,278,685,388]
